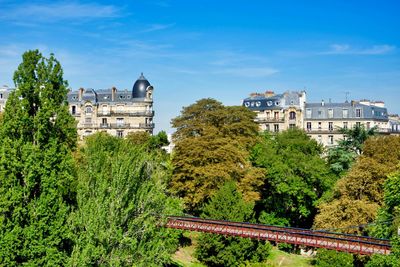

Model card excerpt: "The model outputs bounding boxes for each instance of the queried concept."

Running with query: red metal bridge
[165,216,391,255]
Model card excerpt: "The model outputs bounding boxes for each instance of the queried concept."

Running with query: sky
[0,0,399,133]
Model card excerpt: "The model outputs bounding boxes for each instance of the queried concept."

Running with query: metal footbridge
[165,216,391,255]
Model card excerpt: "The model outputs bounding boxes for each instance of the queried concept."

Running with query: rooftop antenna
[345,91,350,103]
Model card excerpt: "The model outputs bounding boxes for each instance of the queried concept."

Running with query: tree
[314,136,400,234]
[69,133,181,266]
[338,124,377,155]
[314,249,353,267]
[251,129,335,228]
[126,130,169,150]
[326,124,376,176]
[0,50,77,265]
[195,182,271,267]
[170,98,264,213]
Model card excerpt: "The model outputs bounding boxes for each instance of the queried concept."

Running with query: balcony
[99,123,110,128]
[306,128,337,134]
[97,111,154,117]
[110,123,131,129]
[71,112,81,117]
[255,117,285,123]
[139,123,155,129]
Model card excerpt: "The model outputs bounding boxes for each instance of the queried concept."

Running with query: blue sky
[0,0,399,133]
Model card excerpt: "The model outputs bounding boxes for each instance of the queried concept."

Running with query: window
[318,110,323,118]
[318,122,322,130]
[85,117,91,124]
[117,131,123,138]
[116,118,124,126]
[85,106,92,113]
[307,122,312,131]
[289,124,296,129]
[274,111,279,120]
[367,122,371,130]
[343,122,348,129]
[266,111,270,119]
[328,109,333,118]
[289,111,296,120]
[342,109,348,118]
[71,105,76,115]
[102,105,109,115]
[274,124,279,132]
[356,108,362,118]
[265,124,270,131]
[328,122,333,131]
[306,109,312,118]
[328,135,334,145]
[0,93,3,99]
[102,118,107,124]
[356,122,361,127]
[317,135,322,143]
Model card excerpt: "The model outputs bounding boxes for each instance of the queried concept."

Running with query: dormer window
[85,106,93,113]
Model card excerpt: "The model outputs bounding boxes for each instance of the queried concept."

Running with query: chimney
[359,99,371,106]
[112,87,117,101]
[78,88,84,101]
[265,90,275,97]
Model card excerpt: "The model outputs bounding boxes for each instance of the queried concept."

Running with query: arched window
[289,111,296,120]
[85,106,93,113]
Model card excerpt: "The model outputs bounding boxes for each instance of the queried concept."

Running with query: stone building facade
[243,91,394,147]
[242,91,306,132]
[304,100,389,146]
[67,73,155,138]
[0,73,155,139]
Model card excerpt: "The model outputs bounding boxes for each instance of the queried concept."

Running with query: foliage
[313,249,353,267]
[0,50,77,265]
[314,136,400,233]
[69,133,182,266]
[170,98,264,213]
[338,124,377,155]
[251,129,335,228]
[126,130,169,150]
[326,146,357,176]
[195,182,271,267]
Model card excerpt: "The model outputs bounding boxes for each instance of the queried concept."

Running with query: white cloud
[0,2,120,22]
[141,23,175,33]
[215,67,279,77]
[323,44,395,55]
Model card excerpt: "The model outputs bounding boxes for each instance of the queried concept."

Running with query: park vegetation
[1,50,399,266]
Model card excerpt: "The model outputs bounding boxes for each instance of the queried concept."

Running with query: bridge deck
[165,216,391,255]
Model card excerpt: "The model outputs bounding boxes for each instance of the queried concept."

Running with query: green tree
[0,50,77,265]
[314,249,354,267]
[126,130,169,150]
[195,182,271,267]
[314,136,400,234]
[326,124,376,176]
[338,124,377,155]
[170,98,264,213]
[251,129,335,228]
[69,133,181,266]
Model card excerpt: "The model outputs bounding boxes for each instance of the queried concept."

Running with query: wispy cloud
[0,2,120,22]
[323,44,395,55]
[141,23,175,33]
[215,67,279,77]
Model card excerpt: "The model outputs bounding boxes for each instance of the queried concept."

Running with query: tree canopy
[170,98,264,213]
[195,182,271,267]
[69,133,181,266]
[314,135,400,234]
[0,50,77,265]
[251,129,335,228]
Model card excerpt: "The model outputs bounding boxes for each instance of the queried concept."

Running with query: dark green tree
[170,98,264,213]
[0,50,77,266]
[314,249,354,267]
[195,182,271,267]
[338,124,377,155]
[69,133,181,266]
[251,129,335,228]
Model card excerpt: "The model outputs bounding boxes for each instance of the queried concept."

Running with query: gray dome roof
[132,73,151,98]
